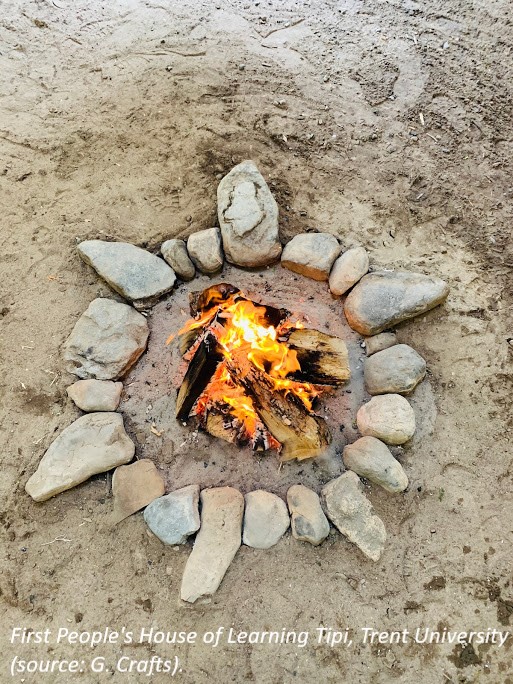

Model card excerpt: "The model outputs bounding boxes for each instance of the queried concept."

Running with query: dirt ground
[1,0,512,682]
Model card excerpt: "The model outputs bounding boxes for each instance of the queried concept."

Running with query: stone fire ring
[24,160,449,603]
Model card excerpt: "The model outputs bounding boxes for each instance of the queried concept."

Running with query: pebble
[77,240,176,308]
[25,413,135,502]
[321,471,386,562]
[160,239,196,281]
[242,490,290,549]
[344,270,450,335]
[63,298,149,380]
[329,246,369,296]
[357,394,416,445]
[343,436,408,493]
[217,160,282,267]
[365,332,397,356]
[144,485,200,545]
[111,459,165,523]
[281,233,341,281]
[180,487,244,603]
[187,227,224,274]
[286,484,330,545]
[364,344,426,395]
[66,379,123,411]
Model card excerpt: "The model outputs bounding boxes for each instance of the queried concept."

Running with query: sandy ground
[1,0,512,682]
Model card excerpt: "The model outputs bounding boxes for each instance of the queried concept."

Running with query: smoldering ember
[24,160,451,602]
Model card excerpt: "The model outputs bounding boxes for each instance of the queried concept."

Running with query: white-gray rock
[364,344,426,395]
[25,413,135,502]
[321,471,386,561]
[111,459,165,523]
[217,160,282,267]
[77,240,176,307]
[329,246,369,296]
[281,233,341,281]
[144,485,200,545]
[357,394,416,445]
[287,484,330,545]
[343,436,408,493]
[365,332,398,356]
[161,239,195,281]
[63,298,149,380]
[187,228,224,274]
[344,270,450,335]
[181,487,243,603]
[66,379,123,411]
[243,490,290,549]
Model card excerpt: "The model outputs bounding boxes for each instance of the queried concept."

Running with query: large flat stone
[364,344,426,395]
[25,413,135,502]
[344,271,449,335]
[111,459,165,523]
[242,490,289,549]
[321,471,386,561]
[63,298,149,380]
[181,487,243,603]
[343,436,408,493]
[217,160,282,267]
[78,240,176,307]
[281,233,341,281]
[144,485,200,545]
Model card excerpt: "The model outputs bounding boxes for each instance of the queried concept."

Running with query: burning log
[286,328,350,386]
[175,332,221,421]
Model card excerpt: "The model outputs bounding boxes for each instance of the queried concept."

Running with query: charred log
[175,332,221,421]
[287,328,350,385]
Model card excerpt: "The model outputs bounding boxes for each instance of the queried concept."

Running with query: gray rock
[357,394,416,445]
[63,298,149,380]
[321,471,386,561]
[77,240,176,307]
[66,379,123,411]
[329,246,369,296]
[343,436,408,493]
[364,344,426,395]
[187,227,224,274]
[287,484,330,545]
[281,233,341,281]
[144,485,200,545]
[161,239,195,281]
[25,413,135,502]
[111,459,165,523]
[365,332,397,356]
[344,271,450,335]
[243,490,290,549]
[217,160,282,267]
[181,487,243,603]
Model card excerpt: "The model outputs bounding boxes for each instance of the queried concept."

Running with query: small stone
[281,233,341,281]
[187,227,224,274]
[25,413,135,502]
[217,160,282,267]
[321,471,386,561]
[63,298,149,380]
[144,485,200,545]
[364,344,426,395]
[344,271,449,335]
[180,487,243,603]
[243,490,290,549]
[77,240,176,307]
[287,484,330,545]
[111,459,165,523]
[365,332,397,356]
[357,394,416,445]
[329,246,369,296]
[343,436,408,493]
[66,379,122,411]
[160,239,195,281]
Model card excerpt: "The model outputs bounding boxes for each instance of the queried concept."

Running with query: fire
[170,291,323,445]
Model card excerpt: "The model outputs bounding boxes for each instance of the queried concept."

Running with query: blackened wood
[189,283,240,316]
[175,333,221,421]
[287,328,350,385]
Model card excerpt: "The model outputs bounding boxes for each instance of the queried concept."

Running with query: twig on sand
[41,537,72,546]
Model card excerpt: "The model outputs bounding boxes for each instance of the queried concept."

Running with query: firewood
[225,350,331,461]
[189,283,240,316]
[204,411,239,444]
[286,328,350,385]
[175,332,221,421]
